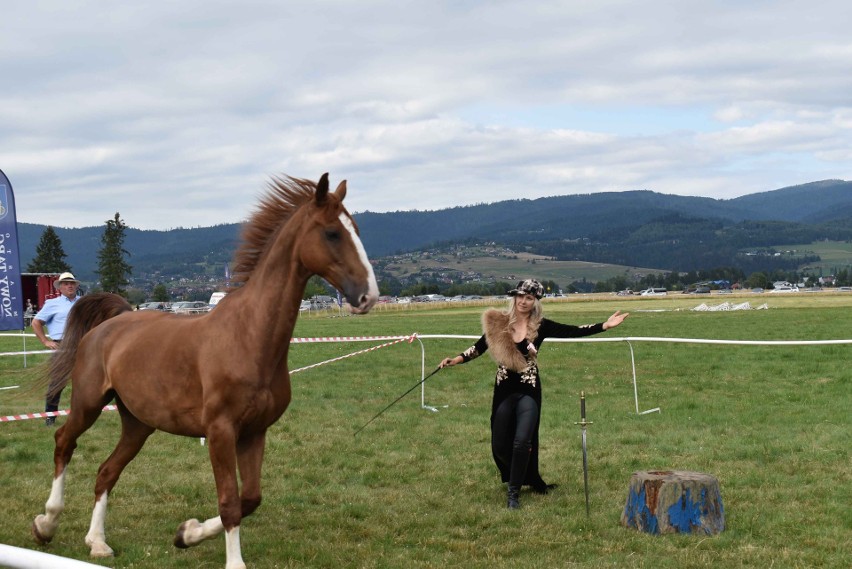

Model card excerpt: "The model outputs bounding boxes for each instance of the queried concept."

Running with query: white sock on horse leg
[178,515,225,547]
[85,491,114,557]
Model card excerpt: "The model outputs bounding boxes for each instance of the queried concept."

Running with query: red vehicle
[21,273,62,311]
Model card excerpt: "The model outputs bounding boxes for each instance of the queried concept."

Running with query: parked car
[640,288,667,296]
[770,286,799,293]
[171,301,210,314]
[137,301,169,311]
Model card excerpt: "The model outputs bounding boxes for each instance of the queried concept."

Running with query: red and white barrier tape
[290,334,416,344]
[1,334,419,423]
[1,405,117,423]
[290,334,417,374]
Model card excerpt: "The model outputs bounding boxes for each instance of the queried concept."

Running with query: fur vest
[481,309,534,372]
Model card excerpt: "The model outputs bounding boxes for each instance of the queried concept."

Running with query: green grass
[1,295,850,568]
[777,240,852,273]
[381,250,658,287]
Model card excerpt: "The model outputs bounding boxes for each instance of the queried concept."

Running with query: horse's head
[299,173,379,314]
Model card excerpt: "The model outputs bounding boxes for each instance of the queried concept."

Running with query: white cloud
[0,1,850,229]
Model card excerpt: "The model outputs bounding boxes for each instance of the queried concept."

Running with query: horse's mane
[230,176,317,286]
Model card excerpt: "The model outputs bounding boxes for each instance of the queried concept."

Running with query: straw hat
[54,272,80,288]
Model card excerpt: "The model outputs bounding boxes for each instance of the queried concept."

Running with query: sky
[2,1,851,230]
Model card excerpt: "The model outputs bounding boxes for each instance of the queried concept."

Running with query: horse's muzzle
[348,292,377,314]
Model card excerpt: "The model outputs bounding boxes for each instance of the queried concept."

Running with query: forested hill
[16,179,852,280]
[355,179,852,257]
[17,223,242,282]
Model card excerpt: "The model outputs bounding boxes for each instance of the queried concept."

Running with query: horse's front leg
[236,431,267,519]
[174,422,245,569]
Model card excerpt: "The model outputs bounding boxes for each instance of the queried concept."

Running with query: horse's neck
[231,221,311,368]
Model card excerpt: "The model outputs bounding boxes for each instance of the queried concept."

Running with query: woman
[439,279,628,509]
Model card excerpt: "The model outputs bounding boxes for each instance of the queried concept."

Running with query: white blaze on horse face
[339,212,379,311]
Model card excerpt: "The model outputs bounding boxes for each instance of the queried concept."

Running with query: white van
[640,288,667,296]
[208,291,227,308]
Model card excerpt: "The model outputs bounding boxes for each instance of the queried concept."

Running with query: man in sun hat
[32,272,80,425]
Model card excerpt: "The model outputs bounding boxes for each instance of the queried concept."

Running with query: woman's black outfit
[458,310,606,495]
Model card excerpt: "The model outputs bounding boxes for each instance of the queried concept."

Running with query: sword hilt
[573,390,593,427]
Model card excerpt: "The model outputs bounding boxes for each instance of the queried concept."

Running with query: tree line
[28,213,132,296]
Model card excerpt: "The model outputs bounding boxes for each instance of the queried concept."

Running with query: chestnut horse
[32,173,378,569]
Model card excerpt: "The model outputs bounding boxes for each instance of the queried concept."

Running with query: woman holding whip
[439,279,628,509]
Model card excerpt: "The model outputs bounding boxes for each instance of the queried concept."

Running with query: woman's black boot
[507,485,521,509]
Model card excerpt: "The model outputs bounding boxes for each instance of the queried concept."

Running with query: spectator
[32,272,80,426]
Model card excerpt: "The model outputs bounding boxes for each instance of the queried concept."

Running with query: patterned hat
[507,279,544,299]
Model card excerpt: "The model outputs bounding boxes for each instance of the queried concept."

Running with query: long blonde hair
[505,295,543,342]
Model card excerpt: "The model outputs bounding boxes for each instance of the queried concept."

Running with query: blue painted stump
[621,470,725,535]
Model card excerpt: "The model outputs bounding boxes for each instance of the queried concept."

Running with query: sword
[353,366,443,436]
[573,391,593,517]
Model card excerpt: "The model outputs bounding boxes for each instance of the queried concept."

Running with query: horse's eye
[325,229,341,242]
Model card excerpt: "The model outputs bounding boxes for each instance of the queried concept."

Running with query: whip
[354,366,443,436]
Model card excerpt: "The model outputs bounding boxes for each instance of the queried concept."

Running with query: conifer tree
[304,275,330,299]
[96,212,133,296]
[27,226,71,273]
[151,283,170,302]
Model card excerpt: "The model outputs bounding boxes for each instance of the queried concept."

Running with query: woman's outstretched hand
[603,310,629,330]
[439,356,459,368]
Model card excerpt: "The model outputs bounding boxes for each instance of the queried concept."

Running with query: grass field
[780,240,852,274]
[1,293,850,568]
[381,250,658,287]
[380,240,852,291]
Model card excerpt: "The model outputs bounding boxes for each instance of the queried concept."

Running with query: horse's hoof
[85,533,115,558]
[89,542,114,558]
[174,518,200,549]
[32,515,53,545]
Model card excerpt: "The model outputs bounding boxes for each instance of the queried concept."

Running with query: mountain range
[16,179,852,283]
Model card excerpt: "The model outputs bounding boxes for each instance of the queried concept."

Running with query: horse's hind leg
[84,406,155,558]
[32,397,107,545]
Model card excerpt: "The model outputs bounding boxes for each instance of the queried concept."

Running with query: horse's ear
[334,179,347,201]
[316,173,330,204]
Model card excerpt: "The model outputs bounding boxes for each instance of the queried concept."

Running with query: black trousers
[491,393,539,487]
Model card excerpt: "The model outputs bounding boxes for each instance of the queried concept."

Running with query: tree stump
[620,470,725,535]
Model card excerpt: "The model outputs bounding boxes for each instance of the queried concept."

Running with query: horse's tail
[45,293,133,400]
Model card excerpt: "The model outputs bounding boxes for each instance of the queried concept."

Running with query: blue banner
[0,169,24,330]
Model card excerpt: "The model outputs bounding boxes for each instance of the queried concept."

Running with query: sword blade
[582,427,590,516]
